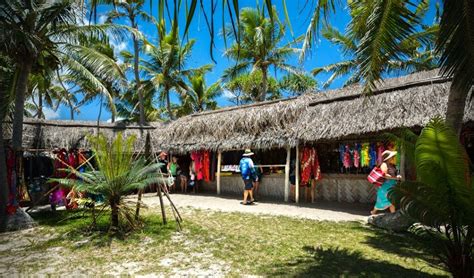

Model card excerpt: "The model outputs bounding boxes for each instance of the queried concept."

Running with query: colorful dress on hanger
[202,151,211,182]
[353,144,361,168]
[343,145,352,169]
[360,143,370,167]
[369,143,377,168]
[300,147,322,185]
[191,151,204,181]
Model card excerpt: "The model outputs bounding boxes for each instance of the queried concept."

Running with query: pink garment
[353,148,360,168]
[191,151,204,181]
[343,145,352,168]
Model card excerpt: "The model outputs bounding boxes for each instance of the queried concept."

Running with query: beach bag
[367,167,385,187]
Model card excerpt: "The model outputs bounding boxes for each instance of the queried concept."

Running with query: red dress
[202,151,211,182]
[300,147,322,185]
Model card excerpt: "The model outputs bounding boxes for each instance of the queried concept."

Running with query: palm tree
[224,71,281,104]
[141,22,207,119]
[106,0,153,126]
[391,118,474,277]
[183,73,222,113]
[279,73,318,96]
[52,133,163,230]
[312,2,439,89]
[0,0,129,150]
[222,7,301,102]
[302,0,473,135]
[116,80,163,122]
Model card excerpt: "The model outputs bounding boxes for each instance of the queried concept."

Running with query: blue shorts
[243,179,253,190]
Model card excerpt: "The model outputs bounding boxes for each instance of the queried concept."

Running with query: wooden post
[284,146,291,202]
[217,150,222,195]
[295,145,300,203]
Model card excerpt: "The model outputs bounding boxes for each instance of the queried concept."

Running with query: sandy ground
[138,192,371,222]
[0,194,370,277]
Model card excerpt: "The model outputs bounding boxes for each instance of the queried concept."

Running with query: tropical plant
[182,73,222,113]
[0,0,131,150]
[142,22,208,119]
[116,80,163,122]
[52,133,163,230]
[312,1,439,89]
[279,73,318,96]
[390,117,474,277]
[224,71,281,104]
[105,0,153,126]
[222,7,300,102]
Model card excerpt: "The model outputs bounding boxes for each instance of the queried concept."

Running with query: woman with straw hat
[371,150,402,215]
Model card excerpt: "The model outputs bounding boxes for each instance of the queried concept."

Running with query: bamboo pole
[295,145,300,204]
[217,151,222,195]
[284,146,290,202]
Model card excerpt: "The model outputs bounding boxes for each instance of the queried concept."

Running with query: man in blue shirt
[239,149,256,205]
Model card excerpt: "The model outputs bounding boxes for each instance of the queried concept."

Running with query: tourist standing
[157,152,169,194]
[168,156,180,192]
[371,150,401,215]
[239,149,256,205]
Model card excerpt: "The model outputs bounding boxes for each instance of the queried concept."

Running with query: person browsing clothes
[239,149,256,205]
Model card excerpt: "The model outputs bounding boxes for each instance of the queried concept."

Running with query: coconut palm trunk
[260,67,268,102]
[11,60,33,151]
[165,86,174,120]
[132,23,144,126]
[446,86,469,136]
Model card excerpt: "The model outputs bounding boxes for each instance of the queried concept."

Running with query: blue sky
[52,0,437,121]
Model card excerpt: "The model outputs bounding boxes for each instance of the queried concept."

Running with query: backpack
[368,166,385,187]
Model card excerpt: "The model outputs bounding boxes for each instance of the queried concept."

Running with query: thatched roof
[6,69,473,152]
[3,119,160,150]
[157,69,473,152]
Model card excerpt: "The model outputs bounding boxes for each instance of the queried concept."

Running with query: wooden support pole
[284,146,291,202]
[217,151,222,195]
[295,145,300,204]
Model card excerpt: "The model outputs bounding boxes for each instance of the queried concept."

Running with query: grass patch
[1,208,448,276]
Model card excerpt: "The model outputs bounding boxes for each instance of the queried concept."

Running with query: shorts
[243,179,253,190]
[289,175,296,185]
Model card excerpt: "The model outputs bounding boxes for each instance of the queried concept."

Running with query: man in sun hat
[239,149,256,205]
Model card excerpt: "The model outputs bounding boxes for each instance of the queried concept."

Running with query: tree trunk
[135,132,151,220]
[132,21,144,126]
[11,60,33,151]
[110,198,119,228]
[70,106,74,120]
[445,85,469,137]
[260,67,268,102]
[38,90,43,119]
[165,87,174,120]
[0,98,8,232]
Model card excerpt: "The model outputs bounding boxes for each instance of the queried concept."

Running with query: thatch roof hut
[157,69,473,152]
[5,69,472,152]
[3,119,160,151]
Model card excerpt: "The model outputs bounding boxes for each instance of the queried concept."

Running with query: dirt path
[138,193,370,222]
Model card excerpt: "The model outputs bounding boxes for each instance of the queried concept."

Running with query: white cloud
[99,14,108,24]
[43,108,60,120]
[110,40,128,54]
[222,89,235,99]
